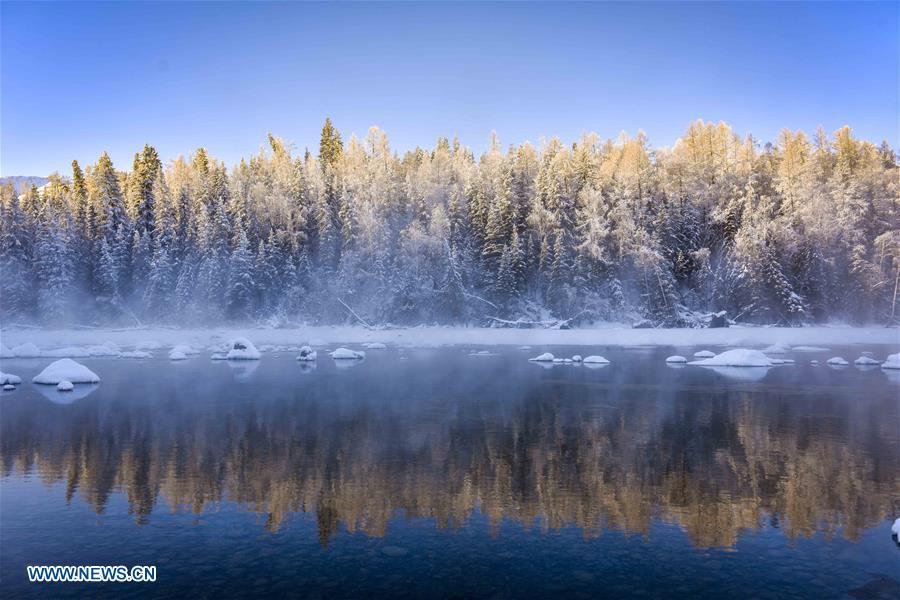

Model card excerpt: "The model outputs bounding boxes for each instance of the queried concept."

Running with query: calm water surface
[1,344,898,599]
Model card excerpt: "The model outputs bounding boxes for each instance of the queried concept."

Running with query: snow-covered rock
[572,355,583,363]
[32,359,100,384]
[210,353,228,360]
[297,346,317,361]
[362,342,387,349]
[689,349,774,367]
[169,349,188,361]
[331,347,365,360]
[826,357,849,366]
[854,356,880,366]
[2,384,15,391]
[892,518,900,537]
[693,350,715,359]
[666,355,687,364]
[769,358,795,365]
[583,355,610,364]
[11,342,42,358]
[762,343,790,354]
[529,352,555,362]
[225,337,261,360]
[135,340,163,351]
[0,372,22,385]
[171,343,200,356]
[881,353,900,370]
[792,346,829,352]
[810,360,819,365]
[120,351,152,359]
[57,380,74,392]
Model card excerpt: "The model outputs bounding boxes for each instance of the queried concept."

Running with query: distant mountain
[0,176,50,194]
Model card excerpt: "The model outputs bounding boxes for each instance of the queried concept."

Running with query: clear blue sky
[2,1,897,176]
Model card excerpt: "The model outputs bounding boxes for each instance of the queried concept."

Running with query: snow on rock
[892,518,900,537]
[0,372,22,385]
[32,359,100,384]
[826,357,849,366]
[762,343,790,354]
[362,342,387,349]
[693,350,715,359]
[210,353,228,360]
[171,343,200,356]
[666,356,688,364]
[2,384,15,391]
[331,347,365,360]
[135,341,163,351]
[529,352,555,362]
[296,346,317,361]
[853,356,880,366]
[572,355,583,363]
[810,360,819,365]
[689,349,774,367]
[792,346,829,352]
[552,358,573,363]
[120,351,152,359]
[169,349,189,361]
[11,343,42,357]
[57,380,74,392]
[769,358,795,365]
[225,337,261,360]
[583,355,610,364]
[882,354,900,370]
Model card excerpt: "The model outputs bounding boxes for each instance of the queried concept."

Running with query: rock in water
[57,380,74,392]
[32,359,100,384]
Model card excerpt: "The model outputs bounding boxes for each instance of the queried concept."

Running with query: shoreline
[2,325,898,351]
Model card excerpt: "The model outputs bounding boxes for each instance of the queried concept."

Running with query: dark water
[1,344,899,599]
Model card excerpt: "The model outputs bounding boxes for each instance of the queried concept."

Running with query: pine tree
[226,228,255,319]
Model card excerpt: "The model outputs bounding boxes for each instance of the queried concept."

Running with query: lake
[1,344,898,599]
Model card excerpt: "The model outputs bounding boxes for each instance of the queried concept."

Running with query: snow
[210,353,227,360]
[169,349,188,361]
[296,346,317,361]
[469,350,497,356]
[0,372,22,385]
[10,342,42,357]
[362,342,387,349]
[171,343,201,355]
[120,350,152,359]
[32,359,100,384]
[225,337,261,360]
[582,355,610,364]
[792,345,830,352]
[134,340,163,350]
[57,380,74,392]
[666,355,688,363]
[331,347,365,360]
[572,355,583,362]
[882,353,900,370]
[693,350,715,358]
[892,518,900,537]
[762,343,790,354]
[42,346,91,358]
[810,360,819,365]
[689,349,775,367]
[853,356,880,366]
[0,344,11,358]
[529,352,554,362]
[826,357,849,366]
[2,325,896,352]
[3,384,15,391]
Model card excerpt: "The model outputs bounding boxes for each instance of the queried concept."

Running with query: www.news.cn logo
[27,565,156,583]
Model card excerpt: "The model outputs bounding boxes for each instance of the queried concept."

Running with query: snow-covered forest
[2,119,897,327]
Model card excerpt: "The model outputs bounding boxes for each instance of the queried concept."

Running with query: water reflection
[1,350,897,551]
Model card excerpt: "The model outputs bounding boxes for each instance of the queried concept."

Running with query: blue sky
[2,1,897,176]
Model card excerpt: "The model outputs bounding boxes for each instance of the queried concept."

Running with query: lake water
[1,344,898,599]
